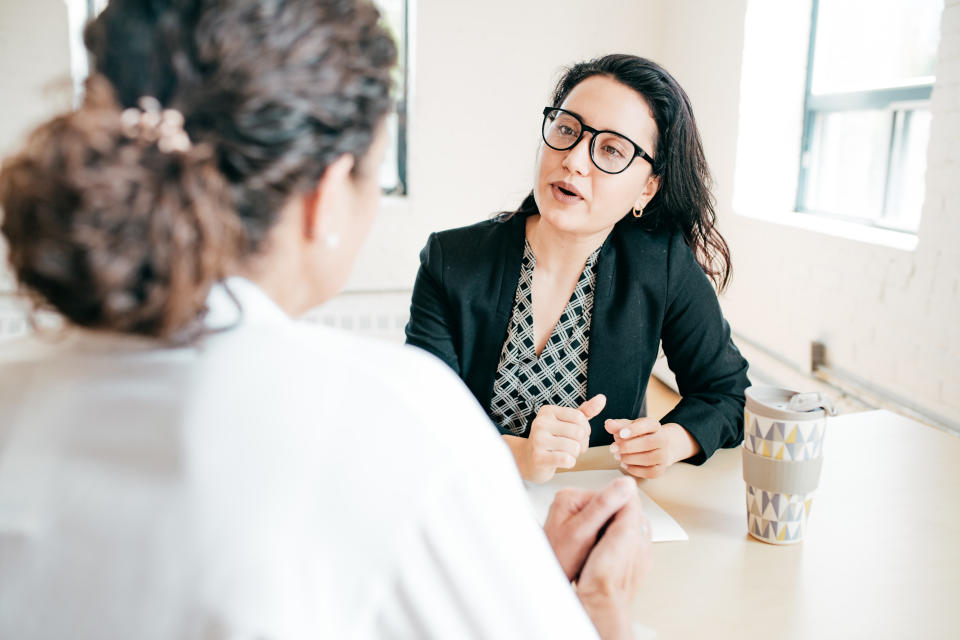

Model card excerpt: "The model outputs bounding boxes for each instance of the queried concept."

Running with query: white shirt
[0,278,599,639]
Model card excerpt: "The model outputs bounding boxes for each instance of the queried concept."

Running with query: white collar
[4,278,292,355]
[204,276,292,331]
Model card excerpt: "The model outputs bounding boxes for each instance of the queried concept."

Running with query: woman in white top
[0,0,649,638]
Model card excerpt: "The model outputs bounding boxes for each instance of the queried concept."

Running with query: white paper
[525,469,688,542]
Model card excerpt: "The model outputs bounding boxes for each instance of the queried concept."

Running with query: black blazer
[405,213,750,464]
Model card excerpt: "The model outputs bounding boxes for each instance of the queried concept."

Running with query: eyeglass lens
[542,109,635,174]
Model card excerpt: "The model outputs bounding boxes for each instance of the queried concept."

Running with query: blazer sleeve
[404,233,462,375]
[659,234,750,465]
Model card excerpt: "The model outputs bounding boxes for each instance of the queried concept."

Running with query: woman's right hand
[576,492,652,640]
[517,394,606,483]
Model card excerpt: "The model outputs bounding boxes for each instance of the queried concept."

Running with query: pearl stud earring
[324,233,341,249]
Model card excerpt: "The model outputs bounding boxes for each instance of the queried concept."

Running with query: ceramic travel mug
[742,386,834,544]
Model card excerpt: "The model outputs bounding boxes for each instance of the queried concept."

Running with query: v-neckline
[519,240,597,361]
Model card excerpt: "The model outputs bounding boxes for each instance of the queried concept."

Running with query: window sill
[734,207,918,252]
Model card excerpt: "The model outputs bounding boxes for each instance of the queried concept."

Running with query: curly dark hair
[0,0,396,338]
[506,54,733,291]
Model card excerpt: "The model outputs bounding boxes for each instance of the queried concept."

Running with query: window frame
[379,0,409,196]
[795,0,935,232]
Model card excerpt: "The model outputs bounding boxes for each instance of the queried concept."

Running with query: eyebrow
[560,106,651,151]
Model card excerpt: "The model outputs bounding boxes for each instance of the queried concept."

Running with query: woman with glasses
[406,54,750,483]
[0,4,650,638]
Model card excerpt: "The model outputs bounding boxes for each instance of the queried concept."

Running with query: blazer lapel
[469,214,526,412]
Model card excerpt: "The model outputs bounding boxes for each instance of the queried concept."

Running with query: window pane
[374,0,406,194]
[804,110,891,219]
[811,0,943,94]
[884,109,931,232]
[379,111,401,193]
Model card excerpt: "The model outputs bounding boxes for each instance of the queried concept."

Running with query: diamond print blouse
[490,240,601,436]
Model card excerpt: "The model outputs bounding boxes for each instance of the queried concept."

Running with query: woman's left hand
[603,418,700,479]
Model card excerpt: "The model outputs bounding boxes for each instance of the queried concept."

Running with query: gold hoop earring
[632,205,644,218]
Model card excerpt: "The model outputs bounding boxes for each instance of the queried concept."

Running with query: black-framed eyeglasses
[541,107,655,174]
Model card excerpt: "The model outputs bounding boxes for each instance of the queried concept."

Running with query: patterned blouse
[489,240,601,436]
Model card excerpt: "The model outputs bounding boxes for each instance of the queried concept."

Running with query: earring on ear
[324,232,341,249]
[632,204,644,218]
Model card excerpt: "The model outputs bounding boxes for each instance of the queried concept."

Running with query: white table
[568,410,960,639]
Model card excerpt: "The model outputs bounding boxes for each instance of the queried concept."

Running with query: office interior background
[1,0,957,432]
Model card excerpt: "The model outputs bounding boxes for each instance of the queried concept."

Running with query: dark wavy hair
[0,0,396,338]
[507,54,732,291]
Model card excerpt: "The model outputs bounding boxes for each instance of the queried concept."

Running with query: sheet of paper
[525,469,688,542]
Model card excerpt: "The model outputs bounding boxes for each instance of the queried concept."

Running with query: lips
[550,181,585,204]
[553,181,583,198]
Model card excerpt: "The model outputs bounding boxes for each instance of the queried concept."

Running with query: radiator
[301,290,411,344]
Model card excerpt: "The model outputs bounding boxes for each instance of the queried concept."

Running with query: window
[375,0,409,195]
[796,0,942,232]
[77,0,409,195]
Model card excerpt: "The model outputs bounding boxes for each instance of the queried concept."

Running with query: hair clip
[119,96,192,153]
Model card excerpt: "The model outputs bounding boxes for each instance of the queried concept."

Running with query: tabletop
[567,409,960,639]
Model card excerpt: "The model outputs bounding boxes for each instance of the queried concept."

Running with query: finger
[570,477,635,535]
[579,493,645,582]
[633,511,654,590]
[543,488,601,580]
[596,493,645,547]
[532,449,578,473]
[638,512,652,544]
[547,488,597,519]
[604,418,652,440]
[547,450,578,470]
[544,405,592,428]
[620,462,667,479]
[604,418,632,436]
[620,449,667,467]
[578,394,606,420]
[617,431,664,455]
[535,413,589,443]
[607,417,661,440]
[541,433,581,459]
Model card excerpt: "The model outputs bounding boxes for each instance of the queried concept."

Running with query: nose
[561,132,593,175]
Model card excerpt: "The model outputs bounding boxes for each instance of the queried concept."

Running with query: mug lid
[745,386,835,420]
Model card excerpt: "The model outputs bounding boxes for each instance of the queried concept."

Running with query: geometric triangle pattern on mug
[745,484,813,544]
[743,410,825,462]
[747,513,807,543]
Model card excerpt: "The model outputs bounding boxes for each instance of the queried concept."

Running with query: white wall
[0,0,73,157]
[656,0,960,426]
[349,0,664,290]
[0,0,74,338]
